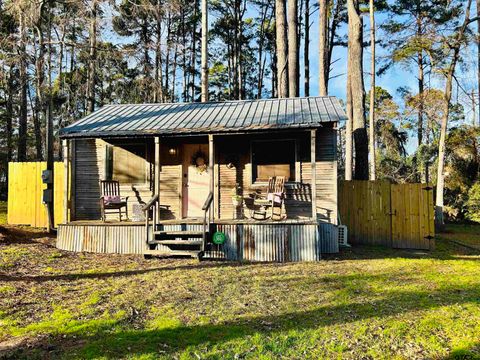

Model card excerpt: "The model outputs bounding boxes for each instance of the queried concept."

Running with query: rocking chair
[100,180,129,222]
[252,176,286,220]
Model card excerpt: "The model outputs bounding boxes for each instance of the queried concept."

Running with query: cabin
[56,96,344,261]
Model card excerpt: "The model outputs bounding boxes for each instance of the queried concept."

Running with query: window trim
[250,138,298,185]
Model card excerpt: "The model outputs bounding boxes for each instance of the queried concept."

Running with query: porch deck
[63,218,319,226]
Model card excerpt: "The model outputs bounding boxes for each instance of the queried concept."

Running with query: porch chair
[252,176,286,220]
[100,180,129,222]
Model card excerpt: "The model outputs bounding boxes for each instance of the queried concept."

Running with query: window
[105,143,149,184]
[251,139,296,183]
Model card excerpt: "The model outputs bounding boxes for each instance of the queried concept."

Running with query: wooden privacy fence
[8,162,65,228]
[338,180,435,250]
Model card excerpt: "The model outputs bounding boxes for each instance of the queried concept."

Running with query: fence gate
[339,181,434,250]
[390,183,434,250]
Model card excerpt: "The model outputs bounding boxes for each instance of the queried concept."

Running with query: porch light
[168,147,177,156]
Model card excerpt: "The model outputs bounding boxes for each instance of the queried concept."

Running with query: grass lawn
[0,225,479,359]
[0,201,7,226]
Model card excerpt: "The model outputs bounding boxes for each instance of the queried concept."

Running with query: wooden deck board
[63,218,318,226]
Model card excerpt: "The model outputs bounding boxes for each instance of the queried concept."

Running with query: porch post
[209,134,214,219]
[62,139,69,224]
[310,129,317,220]
[155,137,160,224]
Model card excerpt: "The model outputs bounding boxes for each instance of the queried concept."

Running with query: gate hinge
[424,235,434,240]
[423,186,433,191]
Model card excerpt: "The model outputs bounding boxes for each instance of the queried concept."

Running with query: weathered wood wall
[8,162,65,228]
[216,126,337,222]
[73,139,154,220]
[338,180,434,250]
[72,128,337,223]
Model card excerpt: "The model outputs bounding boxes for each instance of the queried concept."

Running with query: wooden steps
[146,227,207,258]
[144,249,201,258]
[148,239,203,246]
[153,230,204,237]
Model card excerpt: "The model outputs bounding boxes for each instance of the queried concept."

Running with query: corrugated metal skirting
[57,224,149,254]
[56,223,338,261]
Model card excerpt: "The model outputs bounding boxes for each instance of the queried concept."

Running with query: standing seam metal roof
[60,96,346,138]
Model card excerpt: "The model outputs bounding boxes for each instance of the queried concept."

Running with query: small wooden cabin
[57,96,344,261]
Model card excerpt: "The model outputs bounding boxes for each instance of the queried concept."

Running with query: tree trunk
[165,13,172,101]
[34,6,45,161]
[87,1,97,114]
[435,0,473,226]
[327,0,341,85]
[191,0,199,101]
[368,0,376,180]
[155,5,164,103]
[201,0,208,102]
[304,0,310,96]
[477,0,480,126]
[18,13,28,162]
[182,9,187,102]
[347,0,368,180]
[345,48,353,181]
[276,0,288,98]
[288,0,298,97]
[318,0,328,96]
[6,66,14,163]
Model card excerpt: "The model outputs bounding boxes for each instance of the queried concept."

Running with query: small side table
[132,203,145,222]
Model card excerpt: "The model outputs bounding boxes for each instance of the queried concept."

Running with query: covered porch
[57,97,343,261]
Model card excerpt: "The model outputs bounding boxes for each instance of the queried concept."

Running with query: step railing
[142,194,159,244]
[201,192,214,254]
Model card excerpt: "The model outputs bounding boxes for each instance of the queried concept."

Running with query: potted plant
[231,184,243,207]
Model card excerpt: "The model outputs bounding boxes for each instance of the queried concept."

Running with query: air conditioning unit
[338,225,350,247]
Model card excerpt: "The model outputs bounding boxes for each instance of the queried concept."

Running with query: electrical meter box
[42,189,53,203]
[42,170,53,184]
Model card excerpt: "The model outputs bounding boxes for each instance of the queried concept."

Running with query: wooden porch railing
[142,194,159,243]
[201,192,214,253]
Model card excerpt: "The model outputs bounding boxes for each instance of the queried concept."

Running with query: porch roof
[60,96,346,138]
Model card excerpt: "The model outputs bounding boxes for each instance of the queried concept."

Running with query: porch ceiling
[59,96,346,138]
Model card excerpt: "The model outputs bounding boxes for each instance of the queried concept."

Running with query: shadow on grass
[0,261,266,283]
[323,238,480,262]
[0,225,52,245]
[5,275,480,359]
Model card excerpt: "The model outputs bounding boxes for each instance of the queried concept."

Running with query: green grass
[438,224,480,249]
[0,201,7,225]
[0,227,480,359]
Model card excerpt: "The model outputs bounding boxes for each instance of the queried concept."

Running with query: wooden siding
[72,128,337,223]
[217,127,337,222]
[158,143,182,219]
[73,139,154,221]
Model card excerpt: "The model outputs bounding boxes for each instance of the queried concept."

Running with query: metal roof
[60,96,346,138]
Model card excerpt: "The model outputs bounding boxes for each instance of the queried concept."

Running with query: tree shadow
[0,225,52,245]
[322,239,480,262]
[0,261,268,283]
[4,275,480,359]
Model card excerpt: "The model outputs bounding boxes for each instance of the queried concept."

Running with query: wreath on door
[191,150,208,173]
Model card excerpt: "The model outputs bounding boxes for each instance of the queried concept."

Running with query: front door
[182,143,210,218]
